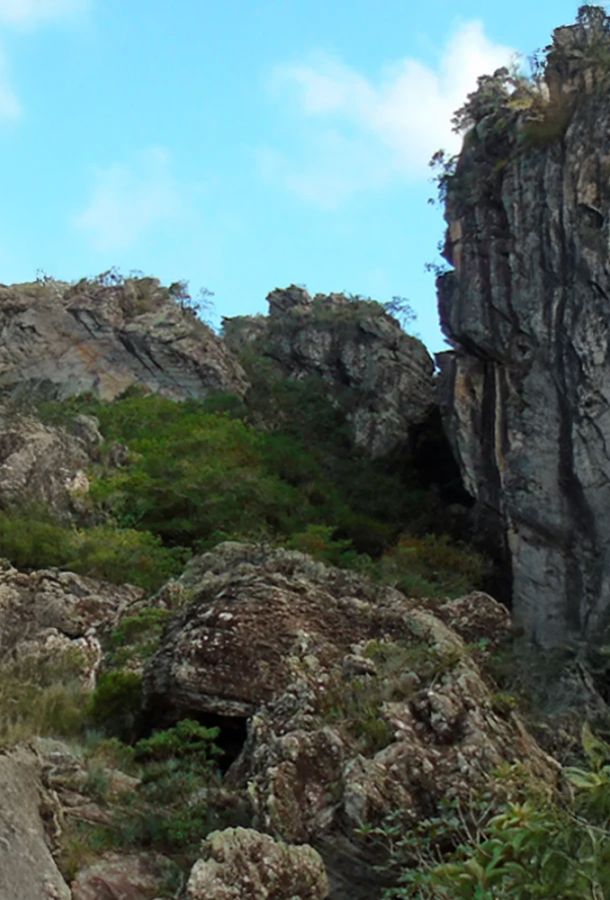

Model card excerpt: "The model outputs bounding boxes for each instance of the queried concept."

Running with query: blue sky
[0,0,581,350]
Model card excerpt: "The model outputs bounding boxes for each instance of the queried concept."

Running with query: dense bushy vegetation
[29,372,485,597]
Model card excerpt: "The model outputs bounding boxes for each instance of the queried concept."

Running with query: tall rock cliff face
[223,286,435,458]
[0,275,247,401]
[438,10,610,648]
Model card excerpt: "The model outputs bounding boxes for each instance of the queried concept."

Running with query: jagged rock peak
[0,273,247,402]
[224,285,436,457]
[437,7,610,649]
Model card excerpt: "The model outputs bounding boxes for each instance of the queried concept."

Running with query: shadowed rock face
[223,286,435,457]
[0,276,247,402]
[438,14,610,648]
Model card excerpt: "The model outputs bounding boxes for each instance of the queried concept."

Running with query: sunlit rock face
[223,285,436,458]
[0,275,247,402]
[438,12,610,647]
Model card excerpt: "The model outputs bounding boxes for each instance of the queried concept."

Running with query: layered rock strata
[438,12,610,647]
[0,275,247,401]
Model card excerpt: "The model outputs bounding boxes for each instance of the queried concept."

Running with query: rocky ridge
[0,275,247,402]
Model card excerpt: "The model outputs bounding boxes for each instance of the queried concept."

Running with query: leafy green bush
[107,607,172,667]
[0,510,184,591]
[134,719,222,765]
[379,534,489,598]
[375,726,610,899]
[87,671,143,742]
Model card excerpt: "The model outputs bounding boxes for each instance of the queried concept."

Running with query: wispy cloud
[0,0,89,122]
[0,0,89,28]
[73,147,185,252]
[262,21,514,207]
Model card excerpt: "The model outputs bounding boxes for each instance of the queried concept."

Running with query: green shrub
[134,719,222,765]
[108,607,172,666]
[379,534,489,598]
[68,527,186,591]
[87,671,143,742]
[375,727,610,899]
[0,509,184,591]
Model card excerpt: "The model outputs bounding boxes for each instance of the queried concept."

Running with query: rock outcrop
[0,562,142,687]
[186,828,329,900]
[0,404,103,518]
[223,286,435,457]
[144,543,558,898]
[438,10,610,648]
[0,275,247,402]
[0,745,71,900]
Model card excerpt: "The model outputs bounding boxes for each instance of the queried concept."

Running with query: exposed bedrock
[438,14,610,648]
[223,286,436,458]
[0,275,247,402]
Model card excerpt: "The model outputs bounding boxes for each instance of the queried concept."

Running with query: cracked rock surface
[438,18,610,647]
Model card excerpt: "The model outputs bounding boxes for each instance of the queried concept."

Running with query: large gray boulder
[438,12,610,648]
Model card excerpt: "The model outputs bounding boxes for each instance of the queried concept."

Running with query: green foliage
[68,722,237,864]
[107,606,172,667]
[0,653,88,746]
[87,671,143,742]
[0,509,185,591]
[376,728,610,899]
[379,534,489,599]
[134,719,222,764]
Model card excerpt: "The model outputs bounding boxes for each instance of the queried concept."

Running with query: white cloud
[263,21,514,205]
[0,0,89,123]
[0,0,88,28]
[73,148,185,252]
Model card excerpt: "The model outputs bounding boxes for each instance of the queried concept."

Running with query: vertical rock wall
[439,12,610,648]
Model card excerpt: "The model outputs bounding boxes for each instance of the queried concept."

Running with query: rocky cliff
[438,8,610,649]
[223,286,435,457]
[0,275,247,401]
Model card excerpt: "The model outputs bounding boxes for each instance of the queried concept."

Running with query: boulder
[144,543,558,898]
[71,852,176,900]
[0,563,142,654]
[0,405,102,518]
[186,827,329,900]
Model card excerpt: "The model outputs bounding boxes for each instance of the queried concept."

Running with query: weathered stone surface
[223,286,435,457]
[144,543,558,898]
[0,563,142,652]
[0,404,102,517]
[0,275,247,402]
[71,852,175,900]
[0,745,71,900]
[0,562,142,687]
[438,13,610,647]
[186,827,329,900]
